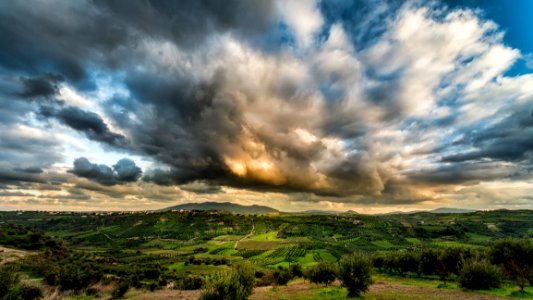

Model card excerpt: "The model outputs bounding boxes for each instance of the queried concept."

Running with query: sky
[0,0,532,213]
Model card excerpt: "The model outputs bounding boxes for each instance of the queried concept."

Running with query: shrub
[372,255,385,271]
[112,280,130,299]
[256,273,274,287]
[273,268,293,286]
[338,253,373,298]
[178,275,204,290]
[16,285,43,300]
[306,262,337,286]
[200,263,255,300]
[289,263,303,278]
[459,259,501,290]
[0,266,42,300]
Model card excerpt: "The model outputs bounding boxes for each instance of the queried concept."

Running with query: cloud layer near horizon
[0,0,532,212]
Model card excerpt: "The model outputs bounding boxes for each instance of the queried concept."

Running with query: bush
[178,275,204,290]
[0,266,42,300]
[306,262,337,286]
[112,280,130,299]
[273,268,293,286]
[459,259,501,290]
[16,285,43,300]
[289,263,303,278]
[256,273,274,287]
[201,263,255,300]
[338,253,373,298]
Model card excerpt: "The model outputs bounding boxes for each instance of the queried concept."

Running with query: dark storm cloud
[113,159,142,182]
[71,158,114,185]
[18,73,64,99]
[0,0,279,190]
[0,169,46,184]
[179,181,223,194]
[97,0,278,49]
[406,162,519,185]
[14,167,44,174]
[41,106,127,147]
[0,0,278,85]
[71,157,142,185]
[442,104,533,163]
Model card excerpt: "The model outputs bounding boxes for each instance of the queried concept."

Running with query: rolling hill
[161,201,279,214]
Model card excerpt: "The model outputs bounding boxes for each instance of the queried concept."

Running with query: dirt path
[234,222,255,250]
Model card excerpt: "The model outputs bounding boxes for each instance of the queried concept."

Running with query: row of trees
[200,253,374,299]
[373,239,533,291]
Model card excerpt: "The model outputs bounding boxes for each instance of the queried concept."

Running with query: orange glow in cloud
[226,159,247,177]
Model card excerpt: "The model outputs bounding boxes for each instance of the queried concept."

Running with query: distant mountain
[430,207,477,214]
[384,208,476,214]
[298,210,339,215]
[161,202,278,214]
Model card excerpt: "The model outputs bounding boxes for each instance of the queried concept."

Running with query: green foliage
[459,259,501,290]
[418,249,438,276]
[436,247,473,283]
[306,262,337,286]
[43,261,103,291]
[200,263,255,300]
[289,263,303,277]
[273,267,293,286]
[177,275,204,290]
[112,280,130,299]
[338,253,373,297]
[0,265,42,300]
[2,210,533,297]
[490,238,533,291]
[0,224,62,251]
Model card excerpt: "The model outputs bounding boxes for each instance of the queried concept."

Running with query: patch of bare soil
[126,288,201,300]
[251,281,313,300]
[0,246,37,264]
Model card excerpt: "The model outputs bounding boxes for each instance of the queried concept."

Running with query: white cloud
[278,0,324,49]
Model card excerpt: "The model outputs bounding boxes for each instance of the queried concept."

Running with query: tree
[200,263,255,300]
[273,268,292,286]
[418,249,438,276]
[338,253,373,298]
[397,251,420,277]
[436,247,467,284]
[459,259,501,290]
[289,263,303,278]
[306,262,337,286]
[490,239,533,291]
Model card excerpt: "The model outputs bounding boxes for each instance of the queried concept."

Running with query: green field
[1,209,532,299]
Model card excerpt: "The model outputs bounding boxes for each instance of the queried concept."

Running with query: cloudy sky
[1,0,532,213]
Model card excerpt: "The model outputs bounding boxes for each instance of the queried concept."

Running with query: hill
[161,201,278,214]
[430,207,477,214]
